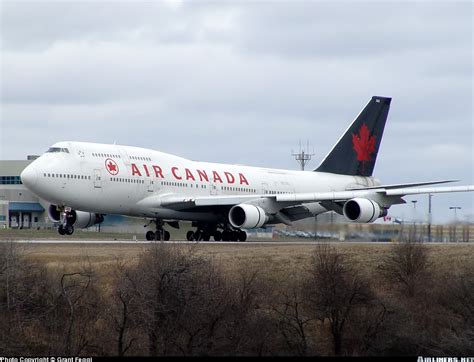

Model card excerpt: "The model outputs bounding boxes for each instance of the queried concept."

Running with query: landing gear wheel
[194,230,202,241]
[238,230,247,242]
[164,231,170,241]
[58,225,66,235]
[230,232,239,241]
[146,231,155,241]
[213,230,222,241]
[65,225,74,235]
[202,233,210,241]
[222,231,230,242]
[186,231,194,241]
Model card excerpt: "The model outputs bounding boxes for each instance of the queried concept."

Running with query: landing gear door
[93,169,102,188]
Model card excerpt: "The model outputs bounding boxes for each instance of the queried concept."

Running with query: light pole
[449,206,461,242]
[411,200,418,213]
[428,194,433,242]
[411,200,417,240]
[449,206,461,223]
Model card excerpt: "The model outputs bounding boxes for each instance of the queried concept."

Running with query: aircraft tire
[238,230,247,242]
[222,231,230,241]
[230,232,238,242]
[58,225,66,235]
[202,233,210,241]
[194,230,201,241]
[146,231,155,241]
[164,231,170,241]
[66,225,74,235]
[186,231,194,241]
[213,231,222,241]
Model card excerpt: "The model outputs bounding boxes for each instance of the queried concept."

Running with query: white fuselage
[22,141,380,223]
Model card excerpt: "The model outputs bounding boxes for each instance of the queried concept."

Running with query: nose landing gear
[58,224,74,235]
[57,209,75,236]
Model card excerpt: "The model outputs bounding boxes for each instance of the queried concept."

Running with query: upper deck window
[47,147,69,153]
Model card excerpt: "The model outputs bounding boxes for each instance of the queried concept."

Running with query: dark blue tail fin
[315,96,391,177]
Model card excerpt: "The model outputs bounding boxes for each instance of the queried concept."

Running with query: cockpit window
[47,147,69,153]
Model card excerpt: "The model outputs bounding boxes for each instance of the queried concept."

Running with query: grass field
[5,240,473,289]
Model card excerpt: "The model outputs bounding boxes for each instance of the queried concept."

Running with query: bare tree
[0,242,51,354]
[435,269,474,355]
[107,259,137,356]
[271,287,313,356]
[303,243,376,356]
[378,240,431,297]
[122,244,226,356]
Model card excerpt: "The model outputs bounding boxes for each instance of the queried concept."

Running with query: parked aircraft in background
[21,96,473,241]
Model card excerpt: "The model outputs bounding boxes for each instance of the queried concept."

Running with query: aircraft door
[93,169,102,188]
[261,182,269,195]
[209,178,217,195]
[119,147,131,166]
[146,178,154,193]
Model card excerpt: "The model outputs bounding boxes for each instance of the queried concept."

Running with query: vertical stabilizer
[315,96,391,176]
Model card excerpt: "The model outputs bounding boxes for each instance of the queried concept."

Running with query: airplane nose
[20,164,38,188]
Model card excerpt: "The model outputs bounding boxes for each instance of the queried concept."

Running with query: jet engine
[69,210,104,228]
[48,204,61,222]
[342,198,386,223]
[48,205,104,228]
[229,204,269,229]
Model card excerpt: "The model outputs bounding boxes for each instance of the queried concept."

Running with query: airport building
[0,157,50,229]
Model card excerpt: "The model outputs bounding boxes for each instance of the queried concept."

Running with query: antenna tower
[292,140,315,171]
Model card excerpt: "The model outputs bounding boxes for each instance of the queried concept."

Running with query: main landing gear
[186,223,247,242]
[145,219,170,241]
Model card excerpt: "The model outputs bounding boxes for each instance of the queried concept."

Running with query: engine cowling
[69,210,104,228]
[343,198,386,223]
[48,204,61,222]
[229,204,269,229]
[47,205,104,228]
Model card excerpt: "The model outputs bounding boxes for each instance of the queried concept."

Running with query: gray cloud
[1,0,472,223]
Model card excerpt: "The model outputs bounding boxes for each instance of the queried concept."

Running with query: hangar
[0,156,50,229]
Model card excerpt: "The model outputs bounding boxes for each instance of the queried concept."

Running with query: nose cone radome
[20,164,38,189]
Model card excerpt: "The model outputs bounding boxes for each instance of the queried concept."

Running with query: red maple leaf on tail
[352,124,376,161]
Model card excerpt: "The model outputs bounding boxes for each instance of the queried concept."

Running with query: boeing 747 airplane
[20,96,473,241]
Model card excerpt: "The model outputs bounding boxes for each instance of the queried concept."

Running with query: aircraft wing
[137,184,474,211]
[275,184,474,203]
[347,179,458,190]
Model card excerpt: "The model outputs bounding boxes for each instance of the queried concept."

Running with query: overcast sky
[1,0,472,223]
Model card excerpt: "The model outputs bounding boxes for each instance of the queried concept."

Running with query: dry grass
[13,241,474,290]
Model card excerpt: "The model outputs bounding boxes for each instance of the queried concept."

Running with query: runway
[2,239,339,245]
[0,239,467,246]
